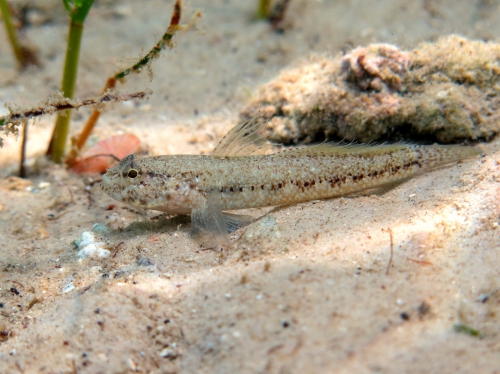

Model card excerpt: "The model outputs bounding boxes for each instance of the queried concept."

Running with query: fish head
[100,154,145,205]
[100,154,197,214]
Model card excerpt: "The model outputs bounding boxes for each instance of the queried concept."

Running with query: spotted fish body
[100,119,481,243]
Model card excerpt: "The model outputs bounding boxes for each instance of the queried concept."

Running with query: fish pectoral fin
[223,212,255,233]
[190,202,255,246]
[191,196,230,246]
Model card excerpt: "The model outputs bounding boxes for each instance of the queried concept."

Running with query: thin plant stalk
[256,0,271,19]
[0,89,150,147]
[0,0,24,68]
[47,0,94,163]
[1,90,150,124]
[19,120,28,178]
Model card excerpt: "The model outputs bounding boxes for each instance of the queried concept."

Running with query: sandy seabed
[1,1,500,373]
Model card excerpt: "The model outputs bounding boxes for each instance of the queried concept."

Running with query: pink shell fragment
[71,133,140,174]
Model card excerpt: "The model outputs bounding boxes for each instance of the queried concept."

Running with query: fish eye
[127,169,139,179]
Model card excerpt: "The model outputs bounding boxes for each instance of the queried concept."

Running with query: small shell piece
[75,231,110,258]
[72,133,140,174]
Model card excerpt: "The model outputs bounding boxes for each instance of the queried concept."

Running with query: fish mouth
[100,173,111,192]
[100,173,122,201]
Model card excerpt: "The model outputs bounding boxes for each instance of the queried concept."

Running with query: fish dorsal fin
[212,117,276,157]
[274,141,409,157]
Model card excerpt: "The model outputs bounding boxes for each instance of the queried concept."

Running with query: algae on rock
[241,35,500,144]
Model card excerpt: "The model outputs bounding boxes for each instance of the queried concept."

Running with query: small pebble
[159,348,176,358]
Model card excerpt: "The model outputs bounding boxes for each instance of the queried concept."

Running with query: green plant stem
[0,0,24,68]
[256,0,271,19]
[49,19,84,163]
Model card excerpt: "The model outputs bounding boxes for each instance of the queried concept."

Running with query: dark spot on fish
[391,166,401,173]
[251,186,255,191]
[310,180,316,186]
[304,182,310,187]
[140,199,147,205]
[175,185,180,190]
[189,183,196,189]
[332,177,340,184]
[239,187,243,192]
[230,187,234,192]
[278,183,282,189]
[261,185,265,190]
